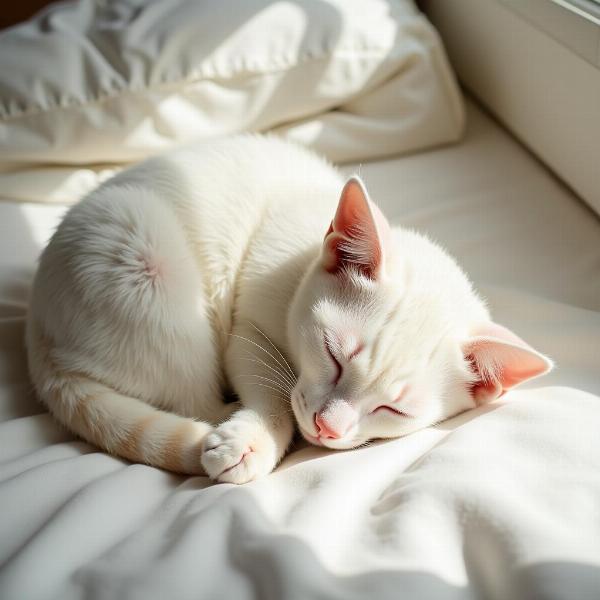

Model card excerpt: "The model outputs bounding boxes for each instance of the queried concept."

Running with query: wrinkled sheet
[1,101,599,599]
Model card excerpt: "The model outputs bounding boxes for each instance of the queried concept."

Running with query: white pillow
[0,0,463,203]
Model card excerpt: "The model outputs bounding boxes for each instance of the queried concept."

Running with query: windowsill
[421,0,600,213]
[500,0,600,68]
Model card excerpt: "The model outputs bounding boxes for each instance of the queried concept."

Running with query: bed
[1,1,599,599]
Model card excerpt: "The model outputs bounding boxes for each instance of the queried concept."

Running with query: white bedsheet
[1,101,599,600]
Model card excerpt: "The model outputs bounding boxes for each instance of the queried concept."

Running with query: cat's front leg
[202,322,296,484]
[201,400,294,484]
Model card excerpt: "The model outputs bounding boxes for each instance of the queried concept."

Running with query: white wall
[422,0,600,214]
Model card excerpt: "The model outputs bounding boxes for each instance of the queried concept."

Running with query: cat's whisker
[238,349,296,387]
[233,338,297,390]
[248,323,297,383]
[239,354,296,390]
[238,348,296,390]
[235,374,293,396]
[228,333,297,388]
[243,382,291,404]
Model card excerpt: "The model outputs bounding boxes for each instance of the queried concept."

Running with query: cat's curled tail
[26,320,214,474]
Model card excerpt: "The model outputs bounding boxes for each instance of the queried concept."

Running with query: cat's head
[287,176,553,449]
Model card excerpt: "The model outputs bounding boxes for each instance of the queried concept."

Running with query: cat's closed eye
[324,338,342,385]
[371,405,411,417]
[371,385,412,417]
[324,333,364,386]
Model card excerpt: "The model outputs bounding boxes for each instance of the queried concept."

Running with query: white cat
[26,135,552,484]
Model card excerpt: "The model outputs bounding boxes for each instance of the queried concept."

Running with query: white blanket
[1,101,599,599]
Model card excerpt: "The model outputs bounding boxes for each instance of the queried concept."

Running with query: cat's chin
[300,430,325,446]
[299,427,364,450]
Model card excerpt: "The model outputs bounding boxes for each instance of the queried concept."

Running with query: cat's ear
[322,176,390,279]
[462,322,553,404]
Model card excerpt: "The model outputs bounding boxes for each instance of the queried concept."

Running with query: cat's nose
[314,413,343,439]
[314,399,358,439]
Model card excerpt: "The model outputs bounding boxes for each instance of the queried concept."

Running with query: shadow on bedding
[0,205,46,423]
[0,205,40,314]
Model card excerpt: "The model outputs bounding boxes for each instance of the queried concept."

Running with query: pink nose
[314,413,342,439]
[314,399,358,439]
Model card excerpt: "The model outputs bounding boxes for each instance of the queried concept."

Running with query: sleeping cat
[26,135,552,484]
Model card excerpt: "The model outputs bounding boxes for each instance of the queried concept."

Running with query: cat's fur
[26,135,552,483]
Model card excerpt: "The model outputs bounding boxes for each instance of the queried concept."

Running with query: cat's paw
[201,418,278,484]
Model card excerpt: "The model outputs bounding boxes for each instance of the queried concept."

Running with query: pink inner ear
[322,176,390,279]
[463,322,553,404]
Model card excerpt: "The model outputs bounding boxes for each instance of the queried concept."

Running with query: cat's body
[27,136,552,483]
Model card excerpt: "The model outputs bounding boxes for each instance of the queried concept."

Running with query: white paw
[201,417,278,484]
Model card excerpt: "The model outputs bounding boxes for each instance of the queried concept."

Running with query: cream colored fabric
[0,0,463,204]
[1,100,599,598]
